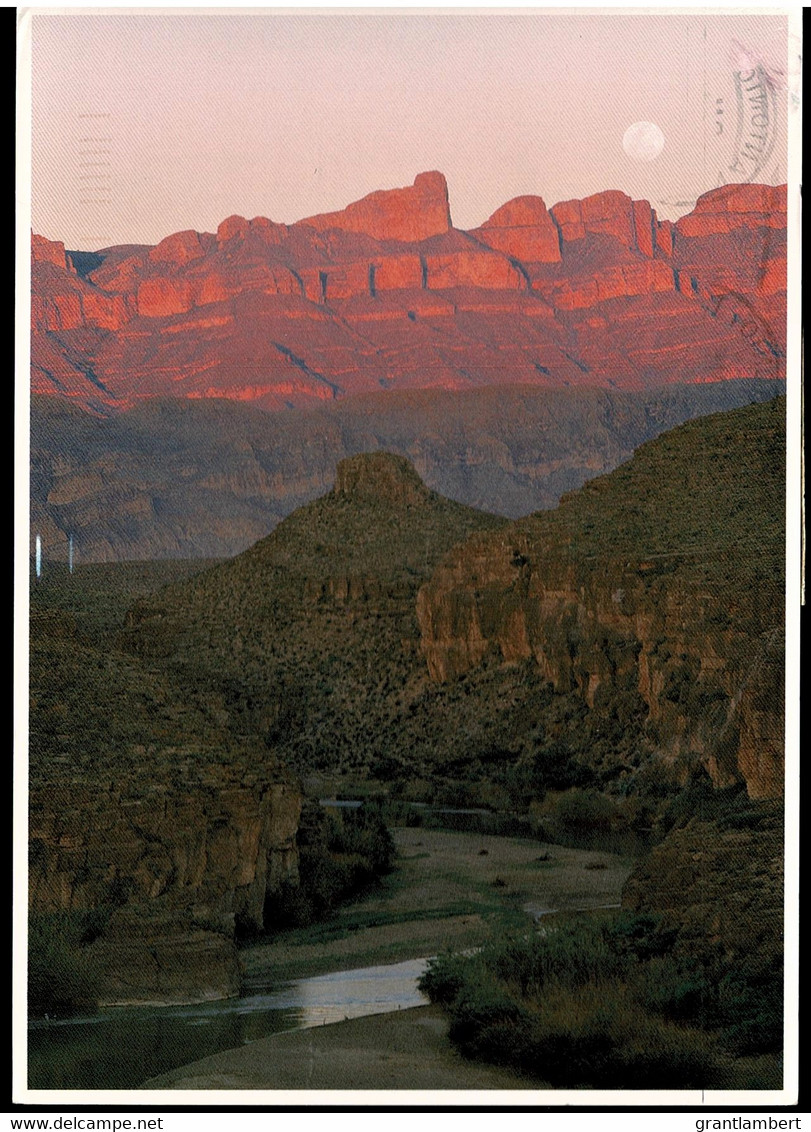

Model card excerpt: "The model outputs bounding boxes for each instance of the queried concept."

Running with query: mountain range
[31,379,782,561]
[32,172,786,415]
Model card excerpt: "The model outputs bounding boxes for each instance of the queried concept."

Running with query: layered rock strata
[31,174,787,412]
[29,775,300,1004]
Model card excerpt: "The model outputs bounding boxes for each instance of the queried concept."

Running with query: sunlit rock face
[296,170,452,243]
[416,398,785,800]
[31,173,787,412]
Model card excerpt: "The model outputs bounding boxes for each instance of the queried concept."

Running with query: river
[28,957,430,1091]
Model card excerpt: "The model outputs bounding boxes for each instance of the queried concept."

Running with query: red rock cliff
[31,174,788,411]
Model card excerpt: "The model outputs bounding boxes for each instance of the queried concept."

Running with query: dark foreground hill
[31,378,782,562]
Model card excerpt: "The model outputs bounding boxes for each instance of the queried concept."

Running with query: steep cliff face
[297,170,452,243]
[29,777,300,1005]
[29,568,304,1006]
[31,176,787,412]
[29,779,299,926]
[416,399,785,799]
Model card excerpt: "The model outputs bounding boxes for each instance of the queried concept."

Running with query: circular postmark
[655,27,790,216]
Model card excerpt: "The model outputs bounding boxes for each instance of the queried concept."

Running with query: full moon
[622,121,665,162]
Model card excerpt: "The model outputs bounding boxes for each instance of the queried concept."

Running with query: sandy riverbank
[242,826,633,985]
[143,828,632,1092]
[143,1004,543,1091]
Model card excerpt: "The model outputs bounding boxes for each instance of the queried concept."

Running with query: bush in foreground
[262,802,396,931]
[28,912,102,1019]
[418,914,777,1089]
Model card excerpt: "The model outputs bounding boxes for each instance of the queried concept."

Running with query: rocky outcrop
[416,399,785,799]
[333,450,432,507]
[731,628,785,800]
[32,234,72,271]
[621,809,783,970]
[29,775,301,1004]
[675,184,787,239]
[472,196,561,264]
[297,170,452,242]
[30,173,788,412]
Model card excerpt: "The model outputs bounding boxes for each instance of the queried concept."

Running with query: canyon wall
[29,774,300,1005]
[416,399,785,800]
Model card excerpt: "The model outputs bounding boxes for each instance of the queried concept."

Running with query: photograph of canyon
[20,7,798,1101]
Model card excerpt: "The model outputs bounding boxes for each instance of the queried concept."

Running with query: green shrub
[636,956,716,1024]
[447,981,528,1056]
[441,975,718,1089]
[552,789,615,832]
[717,963,784,1056]
[262,802,395,932]
[607,911,677,960]
[530,740,595,794]
[420,915,730,1088]
[484,920,627,997]
[419,953,478,1006]
[28,913,101,1019]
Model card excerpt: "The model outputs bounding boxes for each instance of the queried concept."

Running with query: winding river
[28,957,430,1091]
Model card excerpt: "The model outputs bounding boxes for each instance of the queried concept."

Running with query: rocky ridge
[31,379,782,563]
[416,398,785,800]
[31,173,787,412]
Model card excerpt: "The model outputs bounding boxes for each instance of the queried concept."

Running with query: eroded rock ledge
[416,399,785,800]
[29,773,300,1004]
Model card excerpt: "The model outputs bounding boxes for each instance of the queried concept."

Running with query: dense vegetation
[28,909,110,1019]
[507,394,785,621]
[419,907,782,1089]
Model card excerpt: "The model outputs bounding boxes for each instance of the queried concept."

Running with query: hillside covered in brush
[121,398,784,806]
[121,453,509,778]
[419,396,785,799]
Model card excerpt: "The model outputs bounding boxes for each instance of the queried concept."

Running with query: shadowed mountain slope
[121,399,784,801]
[120,454,509,776]
[31,378,783,562]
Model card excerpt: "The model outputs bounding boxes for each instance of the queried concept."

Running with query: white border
[14,2,802,1110]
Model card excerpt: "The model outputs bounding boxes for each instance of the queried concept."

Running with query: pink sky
[28,10,791,250]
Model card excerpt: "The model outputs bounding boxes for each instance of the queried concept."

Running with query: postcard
[14,4,802,1111]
